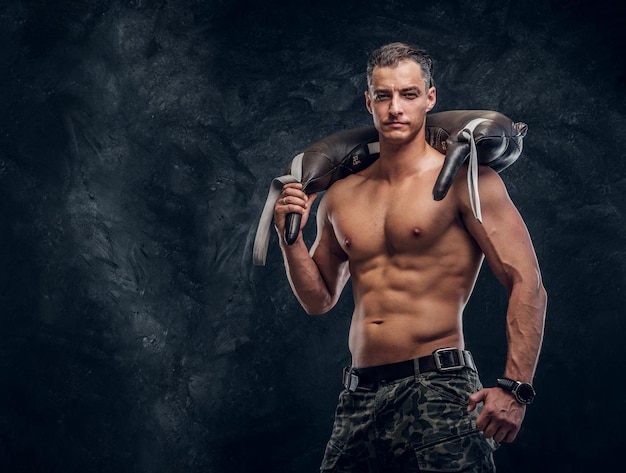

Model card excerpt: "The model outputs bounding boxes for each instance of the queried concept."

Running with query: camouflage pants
[320,367,498,472]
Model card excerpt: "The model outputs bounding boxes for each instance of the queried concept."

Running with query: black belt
[342,348,476,392]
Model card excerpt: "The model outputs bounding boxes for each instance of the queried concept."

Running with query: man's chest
[329,181,458,258]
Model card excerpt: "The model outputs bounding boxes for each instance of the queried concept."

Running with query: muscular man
[273,42,547,472]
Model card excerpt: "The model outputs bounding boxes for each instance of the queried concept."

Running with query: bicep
[310,195,350,304]
[460,169,542,292]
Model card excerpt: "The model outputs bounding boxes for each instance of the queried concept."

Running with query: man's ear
[426,86,437,112]
[364,91,373,114]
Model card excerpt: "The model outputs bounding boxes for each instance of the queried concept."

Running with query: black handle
[284,212,301,245]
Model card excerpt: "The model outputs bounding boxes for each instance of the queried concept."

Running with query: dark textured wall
[1,0,624,471]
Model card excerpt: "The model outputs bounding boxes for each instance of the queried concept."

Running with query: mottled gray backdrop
[1,0,624,471]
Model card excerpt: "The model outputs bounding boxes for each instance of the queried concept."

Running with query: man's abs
[347,293,466,368]
[345,247,482,368]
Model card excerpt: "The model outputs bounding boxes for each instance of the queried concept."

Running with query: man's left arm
[459,166,548,443]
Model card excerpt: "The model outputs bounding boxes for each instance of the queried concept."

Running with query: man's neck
[375,137,437,182]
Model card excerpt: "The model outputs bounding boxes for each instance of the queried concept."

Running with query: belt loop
[464,351,477,372]
[343,367,359,392]
[413,357,421,378]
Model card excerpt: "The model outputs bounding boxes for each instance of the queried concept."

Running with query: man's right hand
[274,183,317,243]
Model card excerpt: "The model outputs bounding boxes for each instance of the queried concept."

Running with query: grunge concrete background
[1,0,624,471]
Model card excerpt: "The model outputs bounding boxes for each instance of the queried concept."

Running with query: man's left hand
[467,387,526,443]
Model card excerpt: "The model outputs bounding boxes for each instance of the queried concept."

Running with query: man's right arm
[274,183,350,315]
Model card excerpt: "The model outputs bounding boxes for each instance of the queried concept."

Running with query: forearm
[279,236,335,315]
[503,281,547,382]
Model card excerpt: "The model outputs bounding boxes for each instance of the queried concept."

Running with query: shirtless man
[273,43,547,472]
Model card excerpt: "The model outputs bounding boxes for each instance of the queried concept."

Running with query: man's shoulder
[326,171,367,195]
[449,163,506,196]
[448,163,518,225]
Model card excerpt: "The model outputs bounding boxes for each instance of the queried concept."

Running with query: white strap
[290,152,304,181]
[252,152,305,266]
[367,142,380,155]
[461,118,488,223]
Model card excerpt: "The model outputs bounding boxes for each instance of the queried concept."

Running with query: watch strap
[497,377,535,404]
[497,377,518,392]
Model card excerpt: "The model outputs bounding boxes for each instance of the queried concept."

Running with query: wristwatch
[497,377,536,405]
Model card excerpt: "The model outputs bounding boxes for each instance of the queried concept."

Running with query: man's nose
[389,95,402,115]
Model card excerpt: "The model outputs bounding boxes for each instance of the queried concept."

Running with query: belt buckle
[433,348,465,372]
[342,367,359,392]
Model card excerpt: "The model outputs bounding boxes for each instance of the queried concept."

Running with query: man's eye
[375,94,390,101]
[404,93,418,99]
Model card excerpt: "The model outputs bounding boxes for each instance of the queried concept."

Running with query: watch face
[516,383,536,403]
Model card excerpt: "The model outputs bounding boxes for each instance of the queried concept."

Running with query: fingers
[274,184,318,239]
[276,183,309,214]
[470,388,525,443]
[467,389,486,413]
[481,416,521,443]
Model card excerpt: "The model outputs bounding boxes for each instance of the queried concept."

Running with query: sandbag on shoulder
[252,110,527,266]
[426,110,527,201]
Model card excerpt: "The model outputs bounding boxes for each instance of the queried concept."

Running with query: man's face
[365,60,436,145]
